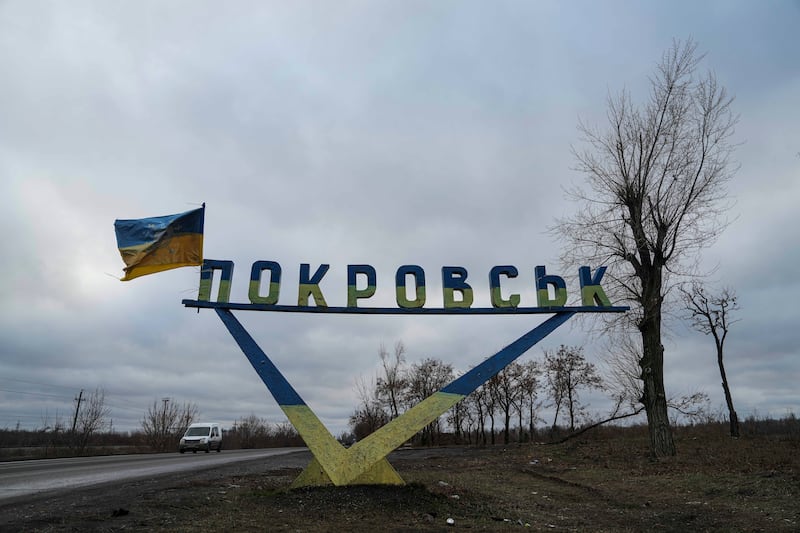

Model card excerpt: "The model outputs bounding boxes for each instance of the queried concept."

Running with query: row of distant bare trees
[32,396,304,453]
[35,393,198,453]
[348,342,616,445]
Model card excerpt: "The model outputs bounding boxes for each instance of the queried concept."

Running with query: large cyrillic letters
[198,259,234,303]
[249,260,282,304]
[579,266,612,307]
[535,265,567,307]
[489,265,520,308]
[442,266,474,309]
[347,265,377,307]
[396,265,426,308]
[196,260,614,309]
[298,264,329,307]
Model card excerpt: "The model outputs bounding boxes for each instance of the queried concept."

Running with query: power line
[0,377,150,412]
[0,389,150,416]
[101,400,146,413]
[0,376,78,391]
[0,388,72,400]
[0,413,56,421]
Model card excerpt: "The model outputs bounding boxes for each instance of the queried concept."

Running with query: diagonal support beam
[215,309,363,485]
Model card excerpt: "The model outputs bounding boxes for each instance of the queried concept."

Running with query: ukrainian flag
[114,206,204,281]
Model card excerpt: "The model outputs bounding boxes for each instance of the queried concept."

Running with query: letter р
[347,265,376,307]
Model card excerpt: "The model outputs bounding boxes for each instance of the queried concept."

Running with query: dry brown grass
[145,425,799,532]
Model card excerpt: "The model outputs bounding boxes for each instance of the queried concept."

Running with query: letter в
[442,266,474,309]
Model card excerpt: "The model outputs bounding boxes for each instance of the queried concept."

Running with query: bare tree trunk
[567,387,576,432]
[528,402,536,442]
[640,311,676,457]
[717,344,739,437]
[551,406,560,435]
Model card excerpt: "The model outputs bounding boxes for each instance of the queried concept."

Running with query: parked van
[179,422,222,453]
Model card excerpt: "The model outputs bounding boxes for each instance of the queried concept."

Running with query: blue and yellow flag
[114,206,204,281]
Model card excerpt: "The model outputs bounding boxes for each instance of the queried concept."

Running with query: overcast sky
[1,1,798,436]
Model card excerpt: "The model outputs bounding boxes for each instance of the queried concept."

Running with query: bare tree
[68,388,111,453]
[681,281,740,437]
[75,388,111,452]
[490,362,525,445]
[468,382,490,445]
[141,398,198,452]
[349,375,390,440]
[348,404,390,441]
[232,414,274,448]
[174,401,198,438]
[39,409,66,456]
[479,375,499,444]
[349,340,407,441]
[517,360,543,442]
[460,395,478,445]
[273,420,302,446]
[602,332,646,410]
[403,358,453,445]
[375,341,407,419]
[555,39,738,456]
[544,346,603,432]
[446,381,470,444]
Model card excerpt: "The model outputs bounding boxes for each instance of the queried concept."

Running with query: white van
[179,422,223,453]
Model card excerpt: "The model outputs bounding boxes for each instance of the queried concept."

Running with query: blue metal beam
[183,299,627,315]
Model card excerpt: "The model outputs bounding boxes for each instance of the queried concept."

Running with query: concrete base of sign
[292,456,404,488]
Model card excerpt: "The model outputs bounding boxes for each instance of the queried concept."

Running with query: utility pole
[161,397,170,449]
[71,389,84,448]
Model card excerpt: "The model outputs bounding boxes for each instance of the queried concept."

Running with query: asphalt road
[0,448,303,502]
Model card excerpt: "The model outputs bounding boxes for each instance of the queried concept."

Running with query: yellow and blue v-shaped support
[215,308,575,487]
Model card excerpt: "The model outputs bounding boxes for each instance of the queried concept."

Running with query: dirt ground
[2,426,798,532]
